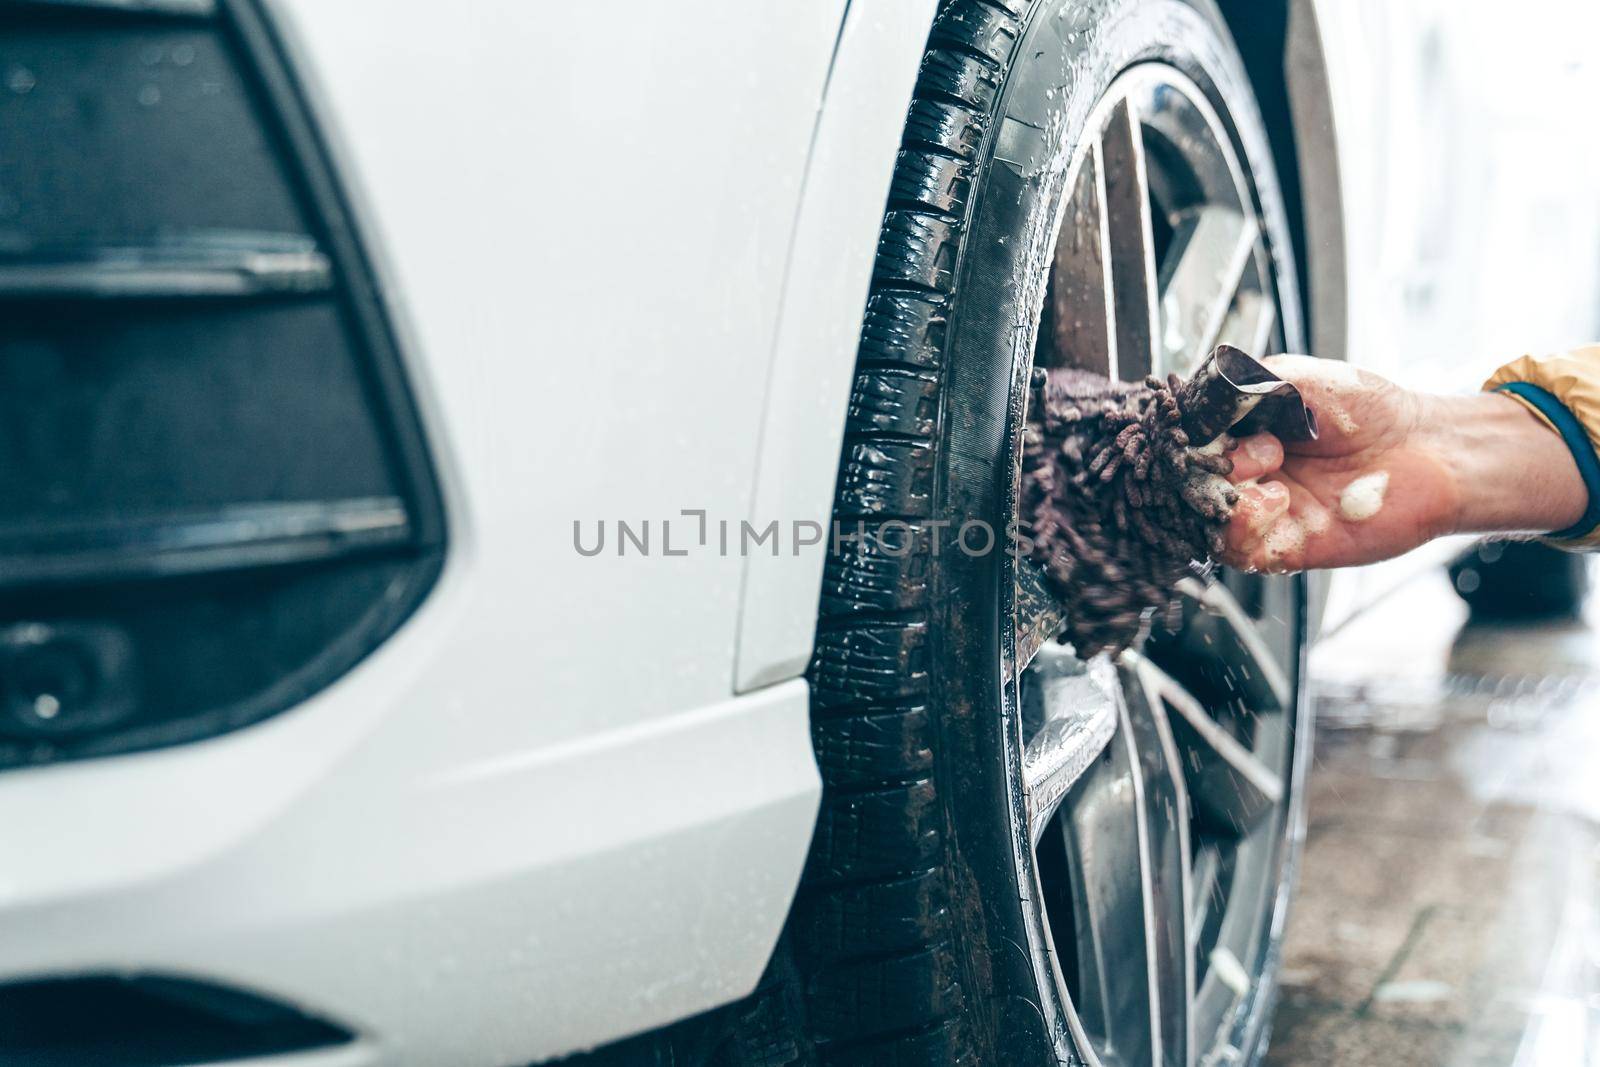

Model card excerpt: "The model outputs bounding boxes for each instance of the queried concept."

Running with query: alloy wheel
[1008,65,1307,1067]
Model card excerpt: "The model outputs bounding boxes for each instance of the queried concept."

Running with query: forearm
[1422,392,1588,536]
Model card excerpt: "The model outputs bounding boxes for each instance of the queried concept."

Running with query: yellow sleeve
[1483,344,1600,549]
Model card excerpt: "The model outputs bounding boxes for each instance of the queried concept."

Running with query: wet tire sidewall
[929,0,1308,1061]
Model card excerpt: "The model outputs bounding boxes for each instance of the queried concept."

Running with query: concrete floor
[1265,568,1600,1066]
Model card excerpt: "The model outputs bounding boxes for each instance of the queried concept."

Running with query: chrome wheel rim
[1009,65,1304,1067]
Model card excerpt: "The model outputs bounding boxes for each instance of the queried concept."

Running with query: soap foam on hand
[1260,518,1306,570]
[1338,471,1389,522]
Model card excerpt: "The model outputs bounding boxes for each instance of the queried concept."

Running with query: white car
[0,2,1581,1066]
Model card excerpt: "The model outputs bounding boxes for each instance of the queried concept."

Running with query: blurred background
[1322,0,1600,623]
[1267,3,1600,1063]
[1331,0,1600,384]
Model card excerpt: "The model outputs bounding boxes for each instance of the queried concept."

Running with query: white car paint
[0,1,922,1063]
[734,0,941,691]
[13,0,1588,1063]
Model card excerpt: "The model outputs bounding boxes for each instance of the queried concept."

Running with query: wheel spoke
[1133,74,1249,214]
[1048,141,1116,378]
[1054,710,1158,1065]
[1188,844,1221,945]
[1127,650,1284,840]
[1099,98,1160,382]
[1214,255,1277,357]
[1021,650,1119,843]
[1156,206,1258,376]
[1117,651,1194,1067]
[1172,577,1290,712]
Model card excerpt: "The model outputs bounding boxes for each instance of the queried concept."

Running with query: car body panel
[270,0,843,744]
[733,0,942,692]
[1,668,814,1064]
[0,0,872,1061]
[1287,0,1347,370]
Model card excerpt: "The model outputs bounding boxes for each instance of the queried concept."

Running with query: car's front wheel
[796,1,1313,1064]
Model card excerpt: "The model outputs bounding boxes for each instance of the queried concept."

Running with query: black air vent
[0,973,354,1066]
[0,0,444,768]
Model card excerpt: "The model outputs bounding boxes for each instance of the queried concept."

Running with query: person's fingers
[1221,480,1291,565]
[1223,433,1284,484]
[1226,481,1291,547]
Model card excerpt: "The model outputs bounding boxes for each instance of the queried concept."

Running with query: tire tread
[796,1,1024,1060]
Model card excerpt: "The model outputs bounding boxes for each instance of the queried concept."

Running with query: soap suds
[1261,517,1305,567]
[1210,947,1252,998]
[1325,404,1359,435]
[1339,471,1389,522]
[1189,472,1236,515]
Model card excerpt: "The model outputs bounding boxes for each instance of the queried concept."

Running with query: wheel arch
[733,0,942,693]
[1212,0,1348,635]
[1213,0,1349,365]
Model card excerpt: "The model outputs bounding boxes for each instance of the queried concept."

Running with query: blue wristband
[1494,381,1600,541]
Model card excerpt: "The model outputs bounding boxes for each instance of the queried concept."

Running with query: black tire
[1449,539,1590,620]
[568,2,1306,1064]
[797,1,1306,1063]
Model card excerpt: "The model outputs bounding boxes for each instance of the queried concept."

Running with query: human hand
[1218,355,1587,572]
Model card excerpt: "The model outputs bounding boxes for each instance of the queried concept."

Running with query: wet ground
[1265,567,1600,1066]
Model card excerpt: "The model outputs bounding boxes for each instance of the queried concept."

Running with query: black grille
[0,0,445,768]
